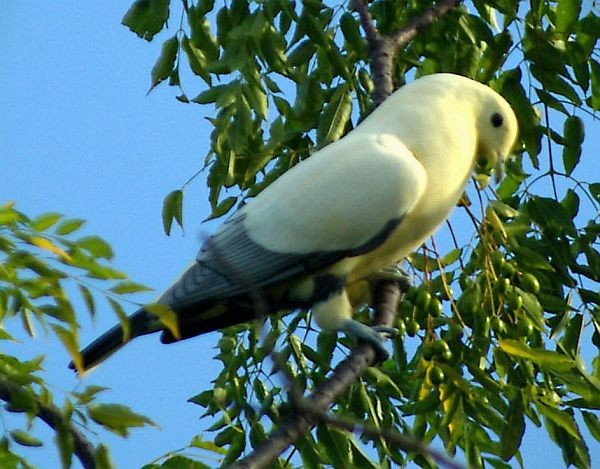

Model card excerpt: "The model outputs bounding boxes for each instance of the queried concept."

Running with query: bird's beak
[494,152,506,184]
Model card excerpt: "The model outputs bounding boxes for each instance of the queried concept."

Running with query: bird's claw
[342,320,397,362]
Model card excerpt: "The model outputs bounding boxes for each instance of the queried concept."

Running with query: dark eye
[491,113,503,128]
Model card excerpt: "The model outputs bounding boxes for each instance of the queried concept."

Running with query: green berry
[416,290,432,309]
[406,319,420,337]
[520,273,540,294]
[427,298,443,317]
[428,366,446,385]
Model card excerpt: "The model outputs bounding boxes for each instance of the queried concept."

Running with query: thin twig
[0,378,96,469]
[228,279,407,469]
[296,399,464,469]
[227,1,466,466]
[354,0,463,105]
[390,0,463,46]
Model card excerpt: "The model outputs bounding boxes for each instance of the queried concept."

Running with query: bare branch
[391,0,463,47]
[227,2,467,466]
[296,399,464,469]
[0,378,96,469]
[354,0,463,105]
[352,0,379,45]
[228,279,408,469]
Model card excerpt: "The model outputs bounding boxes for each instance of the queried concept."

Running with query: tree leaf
[122,0,169,41]
[162,190,183,235]
[150,35,179,91]
[109,281,152,294]
[75,236,114,259]
[88,403,156,437]
[10,429,43,447]
[108,299,130,342]
[94,444,116,469]
[29,212,63,231]
[556,0,582,36]
[55,218,86,235]
[316,84,352,146]
[51,324,81,371]
[538,404,580,439]
[78,284,96,318]
[563,115,584,175]
[500,395,525,460]
[498,339,574,373]
[28,236,72,262]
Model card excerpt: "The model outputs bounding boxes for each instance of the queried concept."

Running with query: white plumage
[72,73,519,372]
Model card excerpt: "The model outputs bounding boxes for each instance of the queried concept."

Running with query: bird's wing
[159,132,427,309]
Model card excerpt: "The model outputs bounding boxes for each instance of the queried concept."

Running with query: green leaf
[556,0,581,36]
[590,183,600,203]
[590,59,600,110]
[88,403,156,437]
[51,324,81,370]
[189,435,227,454]
[243,82,267,120]
[10,430,43,447]
[340,12,364,56]
[563,115,584,175]
[109,281,152,294]
[78,284,96,318]
[30,212,63,231]
[582,411,600,442]
[108,299,130,342]
[317,84,352,146]
[538,404,580,439]
[94,444,115,469]
[229,98,252,153]
[205,196,237,221]
[316,425,350,468]
[122,0,169,41]
[150,35,179,91]
[287,40,317,67]
[76,236,114,259]
[162,190,183,235]
[526,196,576,236]
[55,218,85,235]
[498,339,574,373]
[500,395,525,460]
[193,84,233,105]
[182,36,211,85]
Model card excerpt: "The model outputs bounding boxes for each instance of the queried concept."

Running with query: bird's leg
[312,275,398,363]
[341,319,397,362]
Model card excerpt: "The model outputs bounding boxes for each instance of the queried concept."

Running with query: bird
[70,73,518,373]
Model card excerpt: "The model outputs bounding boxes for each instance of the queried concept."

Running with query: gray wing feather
[159,213,402,310]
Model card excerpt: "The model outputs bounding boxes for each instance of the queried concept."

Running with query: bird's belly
[345,198,459,282]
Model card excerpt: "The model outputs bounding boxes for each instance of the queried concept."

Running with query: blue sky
[1,3,599,468]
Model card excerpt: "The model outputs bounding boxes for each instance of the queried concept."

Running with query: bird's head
[474,89,519,183]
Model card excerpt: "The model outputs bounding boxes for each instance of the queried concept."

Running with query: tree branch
[0,378,96,469]
[228,278,408,469]
[296,399,463,469]
[229,2,466,466]
[390,0,463,46]
[354,0,463,105]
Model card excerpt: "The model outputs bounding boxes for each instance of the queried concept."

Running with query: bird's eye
[491,113,503,128]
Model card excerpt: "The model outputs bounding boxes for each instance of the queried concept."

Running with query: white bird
[71,73,518,372]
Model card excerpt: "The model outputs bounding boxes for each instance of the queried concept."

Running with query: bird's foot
[367,264,411,289]
[342,319,397,362]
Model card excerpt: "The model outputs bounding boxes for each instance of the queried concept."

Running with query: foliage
[139,0,600,467]
[0,203,155,467]
[1,0,599,467]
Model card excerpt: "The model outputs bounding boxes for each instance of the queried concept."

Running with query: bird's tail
[68,308,156,374]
